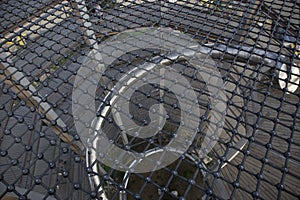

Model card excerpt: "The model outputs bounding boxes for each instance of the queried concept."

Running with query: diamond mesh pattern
[0,0,299,199]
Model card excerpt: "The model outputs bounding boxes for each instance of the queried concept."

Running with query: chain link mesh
[0,0,299,199]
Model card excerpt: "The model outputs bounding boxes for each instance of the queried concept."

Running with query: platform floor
[0,0,299,199]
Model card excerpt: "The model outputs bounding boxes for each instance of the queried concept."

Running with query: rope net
[0,0,299,199]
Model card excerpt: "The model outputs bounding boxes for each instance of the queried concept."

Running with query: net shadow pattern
[0,0,299,199]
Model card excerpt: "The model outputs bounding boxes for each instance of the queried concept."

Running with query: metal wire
[0,0,299,199]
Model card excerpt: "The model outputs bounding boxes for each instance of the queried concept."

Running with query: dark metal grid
[0,0,299,199]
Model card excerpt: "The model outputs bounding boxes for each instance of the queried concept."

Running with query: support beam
[0,53,85,157]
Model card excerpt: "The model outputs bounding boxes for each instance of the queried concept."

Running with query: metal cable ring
[87,146,207,200]
[73,27,227,173]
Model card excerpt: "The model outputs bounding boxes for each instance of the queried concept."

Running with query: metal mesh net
[0,0,299,199]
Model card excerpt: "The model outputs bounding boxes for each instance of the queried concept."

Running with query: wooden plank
[215,92,300,199]
[0,54,85,158]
